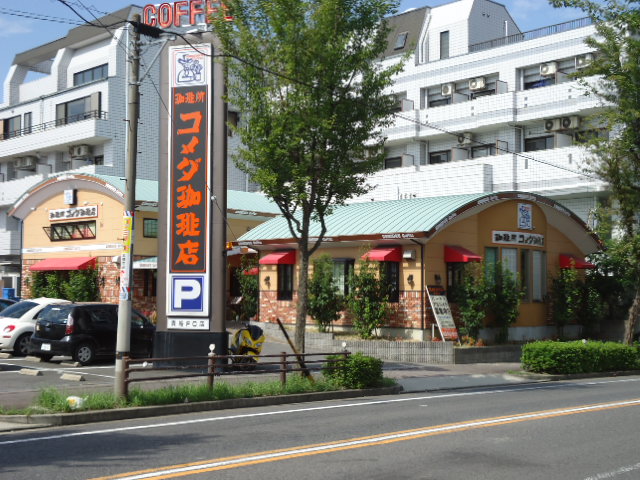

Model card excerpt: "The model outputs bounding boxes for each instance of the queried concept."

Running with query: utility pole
[115,14,141,397]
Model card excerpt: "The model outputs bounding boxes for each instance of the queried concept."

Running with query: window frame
[143,218,158,238]
[440,30,450,59]
[524,135,554,152]
[429,150,451,164]
[42,220,97,242]
[277,264,294,301]
[381,261,400,303]
[333,259,354,296]
[73,64,108,87]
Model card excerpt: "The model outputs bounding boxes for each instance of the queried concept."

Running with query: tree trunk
[623,286,640,344]
[294,243,310,353]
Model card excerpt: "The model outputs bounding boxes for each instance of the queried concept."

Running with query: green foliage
[548,0,640,344]
[30,268,100,301]
[455,261,522,343]
[323,352,384,389]
[346,259,391,339]
[235,256,259,320]
[210,0,407,352]
[522,340,639,374]
[308,254,344,332]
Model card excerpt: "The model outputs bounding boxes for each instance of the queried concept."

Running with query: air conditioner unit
[70,144,92,158]
[14,156,37,170]
[561,116,580,130]
[540,62,558,76]
[575,53,594,69]
[457,132,474,145]
[544,118,562,132]
[469,77,486,91]
[441,83,455,96]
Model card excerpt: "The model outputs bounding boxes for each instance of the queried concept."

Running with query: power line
[0,7,83,25]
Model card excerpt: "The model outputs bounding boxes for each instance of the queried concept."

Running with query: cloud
[0,18,32,38]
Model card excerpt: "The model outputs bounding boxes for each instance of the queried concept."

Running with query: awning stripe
[259,250,296,265]
[30,256,96,271]
[559,254,595,269]
[444,245,482,263]
[361,247,403,262]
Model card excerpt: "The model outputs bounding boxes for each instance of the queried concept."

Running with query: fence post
[280,351,288,386]
[207,344,216,390]
[123,355,130,398]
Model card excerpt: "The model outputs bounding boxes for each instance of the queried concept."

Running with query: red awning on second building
[361,247,403,262]
[30,256,96,271]
[444,245,482,263]
[259,250,296,265]
[559,254,595,269]
[242,267,260,275]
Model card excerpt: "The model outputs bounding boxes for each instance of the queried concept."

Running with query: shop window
[73,64,108,86]
[381,261,400,303]
[440,31,450,59]
[429,150,451,164]
[143,218,158,238]
[446,262,466,302]
[333,259,354,296]
[531,251,546,301]
[277,264,293,301]
[486,247,546,302]
[524,136,554,152]
[42,220,96,241]
[143,270,157,297]
[520,249,530,301]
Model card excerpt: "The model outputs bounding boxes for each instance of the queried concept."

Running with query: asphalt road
[2,375,639,479]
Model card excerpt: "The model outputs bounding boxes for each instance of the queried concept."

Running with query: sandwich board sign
[426,285,459,341]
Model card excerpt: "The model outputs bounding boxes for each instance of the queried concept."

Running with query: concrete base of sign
[153,331,229,366]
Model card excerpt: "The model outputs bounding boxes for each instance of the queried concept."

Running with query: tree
[211,0,405,351]
[456,263,491,341]
[346,258,391,339]
[549,0,640,343]
[235,255,259,321]
[308,254,344,332]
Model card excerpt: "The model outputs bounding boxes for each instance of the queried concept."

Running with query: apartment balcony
[0,111,111,157]
[0,229,21,256]
[515,80,603,123]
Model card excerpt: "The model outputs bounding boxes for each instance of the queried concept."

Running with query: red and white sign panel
[427,285,459,341]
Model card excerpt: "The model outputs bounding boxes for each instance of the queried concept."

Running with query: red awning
[445,245,482,263]
[559,254,595,269]
[259,250,296,265]
[30,257,96,272]
[361,247,403,262]
[243,267,259,276]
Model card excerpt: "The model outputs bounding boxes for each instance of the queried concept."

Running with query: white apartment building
[0,5,252,293]
[362,0,606,227]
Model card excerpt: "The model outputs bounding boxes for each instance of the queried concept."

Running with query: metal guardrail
[123,351,351,397]
[469,17,593,53]
[0,110,107,141]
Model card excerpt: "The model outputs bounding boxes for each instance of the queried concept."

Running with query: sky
[0,0,590,103]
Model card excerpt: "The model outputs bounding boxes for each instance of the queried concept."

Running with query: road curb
[0,385,402,427]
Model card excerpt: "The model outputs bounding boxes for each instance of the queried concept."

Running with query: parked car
[29,303,155,365]
[0,298,70,356]
[0,298,17,312]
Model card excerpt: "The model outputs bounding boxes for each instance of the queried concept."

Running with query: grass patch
[0,374,389,414]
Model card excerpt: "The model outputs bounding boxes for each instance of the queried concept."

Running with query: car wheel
[13,333,32,357]
[74,343,96,366]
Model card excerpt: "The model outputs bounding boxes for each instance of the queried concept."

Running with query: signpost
[426,285,459,341]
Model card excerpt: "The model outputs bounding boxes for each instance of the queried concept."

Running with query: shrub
[308,254,344,332]
[323,352,383,389]
[346,259,391,339]
[522,340,639,374]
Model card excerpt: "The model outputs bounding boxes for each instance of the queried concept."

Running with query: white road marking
[1,376,638,446]
[584,462,640,479]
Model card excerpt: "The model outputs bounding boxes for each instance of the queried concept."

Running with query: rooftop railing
[469,17,593,54]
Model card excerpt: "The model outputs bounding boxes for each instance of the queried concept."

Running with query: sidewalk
[0,360,560,433]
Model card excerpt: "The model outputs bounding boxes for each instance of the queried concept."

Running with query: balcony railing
[0,110,107,141]
[469,17,593,53]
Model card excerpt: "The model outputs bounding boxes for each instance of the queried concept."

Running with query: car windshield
[39,305,73,324]
[0,301,37,319]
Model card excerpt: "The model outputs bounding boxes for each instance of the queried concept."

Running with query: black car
[29,303,155,365]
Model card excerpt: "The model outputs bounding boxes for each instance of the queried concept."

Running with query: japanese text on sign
[49,205,98,221]
[427,285,459,341]
[492,230,544,247]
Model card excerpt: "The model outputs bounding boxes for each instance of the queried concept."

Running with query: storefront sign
[518,203,533,230]
[167,317,210,330]
[142,0,232,28]
[427,285,459,341]
[492,231,544,246]
[167,44,212,318]
[119,212,134,301]
[49,205,98,221]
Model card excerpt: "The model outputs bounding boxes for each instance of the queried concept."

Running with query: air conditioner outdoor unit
[441,83,455,96]
[457,132,474,145]
[71,145,91,158]
[540,62,558,76]
[469,77,486,91]
[561,116,580,130]
[575,53,594,69]
[14,156,37,170]
[544,118,562,132]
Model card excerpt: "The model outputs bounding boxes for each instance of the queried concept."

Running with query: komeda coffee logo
[176,53,205,85]
[143,1,232,28]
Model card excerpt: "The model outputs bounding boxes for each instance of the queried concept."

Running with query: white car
[0,297,70,356]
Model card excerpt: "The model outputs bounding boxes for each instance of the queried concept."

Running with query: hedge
[323,352,384,389]
[521,340,640,374]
